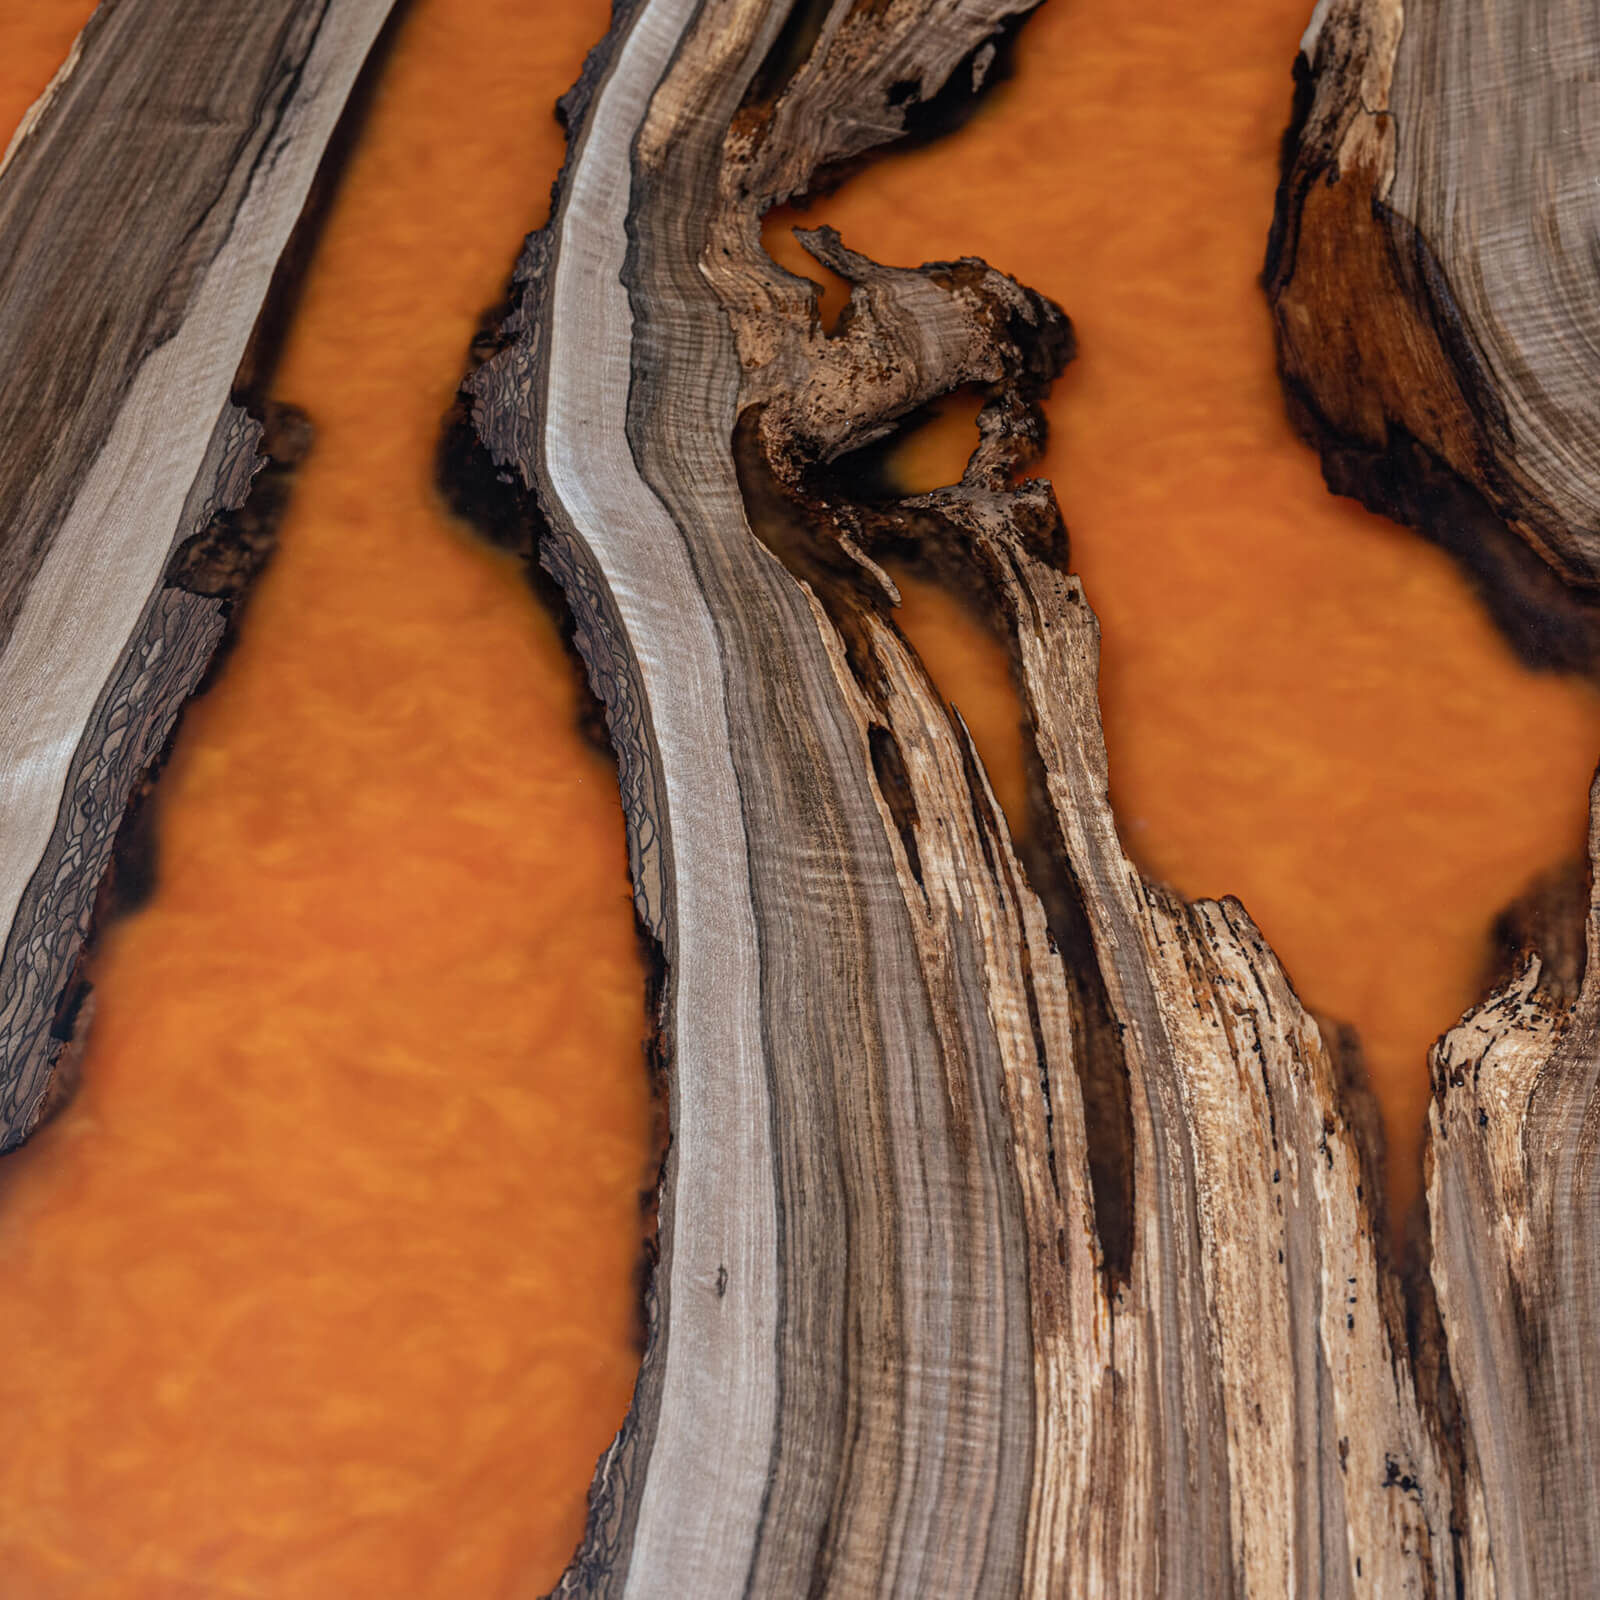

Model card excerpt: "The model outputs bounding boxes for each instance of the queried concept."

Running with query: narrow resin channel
[0,1,646,1594]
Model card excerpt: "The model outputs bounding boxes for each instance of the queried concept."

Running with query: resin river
[0,0,1596,1591]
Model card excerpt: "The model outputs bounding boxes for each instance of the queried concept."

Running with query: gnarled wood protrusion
[1266,0,1600,671]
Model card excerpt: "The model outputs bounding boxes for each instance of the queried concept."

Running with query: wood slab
[0,0,398,1148]
[1267,0,1600,670]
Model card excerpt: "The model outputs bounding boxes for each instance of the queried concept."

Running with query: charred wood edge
[435,0,1600,1591]
[1264,3,1600,675]
[0,0,404,1150]
[32,399,315,1136]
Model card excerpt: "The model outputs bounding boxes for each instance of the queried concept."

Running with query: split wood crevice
[1,0,1597,1595]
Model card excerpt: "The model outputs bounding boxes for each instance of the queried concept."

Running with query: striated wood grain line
[0,0,398,1147]
[1427,817,1600,1597]
[1271,16,1600,1583]
[13,0,1594,1590]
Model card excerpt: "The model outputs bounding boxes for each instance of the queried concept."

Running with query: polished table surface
[0,0,1596,1591]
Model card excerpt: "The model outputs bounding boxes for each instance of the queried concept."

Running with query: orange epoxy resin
[0,2,645,1594]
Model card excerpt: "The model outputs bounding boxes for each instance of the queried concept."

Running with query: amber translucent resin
[1,0,1597,1591]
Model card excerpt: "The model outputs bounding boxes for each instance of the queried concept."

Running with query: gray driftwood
[0,0,398,1148]
[455,0,1600,1591]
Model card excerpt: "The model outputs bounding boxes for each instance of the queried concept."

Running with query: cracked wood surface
[1271,14,1600,1582]
[0,0,396,1149]
[1426,826,1600,1596]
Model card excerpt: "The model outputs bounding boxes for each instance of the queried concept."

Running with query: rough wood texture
[0,0,397,1148]
[13,0,1598,1590]
[450,0,1600,1590]
[1266,0,1600,671]
[1426,812,1600,1596]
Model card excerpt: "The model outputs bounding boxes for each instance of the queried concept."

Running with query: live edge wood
[0,0,397,1148]
[455,0,1600,1592]
[1266,0,1600,672]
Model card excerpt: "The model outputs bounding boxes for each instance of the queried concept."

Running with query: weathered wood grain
[0,0,398,1148]
[454,0,1547,1591]
[12,0,1597,1590]
[1426,809,1600,1596]
[1266,0,1600,670]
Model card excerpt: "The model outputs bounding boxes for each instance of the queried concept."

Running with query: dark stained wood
[0,0,399,1149]
[1266,0,1600,671]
